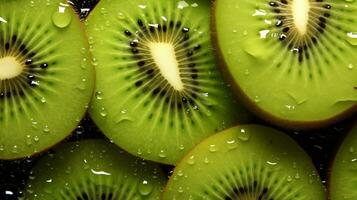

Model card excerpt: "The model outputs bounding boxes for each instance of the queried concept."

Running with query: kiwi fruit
[86,0,252,165]
[0,0,94,159]
[329,122,357,200]
[24,139,166,199]
[162,124,326,199]
[212,0,357,129]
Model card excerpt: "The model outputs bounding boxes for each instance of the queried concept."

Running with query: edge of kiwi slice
[328,121,357,200]
[24,139,166,199]
[211,0,357,130]
[162,124,326,199]
[0,0,95,159]
[86,0,253,165]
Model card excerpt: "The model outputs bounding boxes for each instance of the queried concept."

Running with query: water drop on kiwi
[138,180,153,196]
[52,4,72,28]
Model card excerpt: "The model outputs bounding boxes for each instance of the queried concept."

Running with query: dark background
[0,0,355,199]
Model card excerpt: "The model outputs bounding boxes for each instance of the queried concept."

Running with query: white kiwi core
[0,56,23,80]
[148,42,184,91]
[292,0,310,35]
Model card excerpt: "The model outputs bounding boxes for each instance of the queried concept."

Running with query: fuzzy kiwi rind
[163,124,326,199]
[212,0,357,130]
[0,0,95,159]
[328,121,357,200]
[24,139,166,199]
[86,0,252,165]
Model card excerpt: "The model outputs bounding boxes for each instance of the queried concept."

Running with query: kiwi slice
[213,0,357,129]
[0,0,94,159]
[24,139,166,199]
[163,124,326,199]
[86,0,252,165]
[329,122,357,200]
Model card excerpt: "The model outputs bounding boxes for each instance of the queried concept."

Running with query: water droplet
[100,7,107,15]
[350,146,355,153]
[178,144,185,151]
[259,30,270,39]
[252,9,267,16]
[346,32,357,46]
[100,107,107,117]
[237,129,250,142]
[178,1,189,9]
[295,172,300,180]
[244,69,250,75]
[0,144,4,151]
[285,104,296,111]
[226,139,238,150]
[254,96,261,103]
[116,108,133,123]
[209,144,218,152]
[52,4,72,28]
[243,30,248,36]
[117,12,125,19]
[34,136,39,142]
[288,92,307,105]
[348,64,354,70]
[266,160,278,166]
[177,170,184,177]
[137,149,142,155]
[138,4,147,9]
[26,135,32,146]
[43,125,50,133]
[40,97,46,103]
[95,91,103,100]
[286,175,293,182]
[11,145,19,154]
[203,157,209,164]
[158,150,166,158]
[138,180,153,196]
[187,155,195,165]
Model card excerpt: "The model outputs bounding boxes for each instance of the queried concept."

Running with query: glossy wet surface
[0,0,355,199]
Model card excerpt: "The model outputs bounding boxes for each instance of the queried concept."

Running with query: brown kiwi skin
[327,120,357,200]
[1,6,95,160]
[210,0,357,130]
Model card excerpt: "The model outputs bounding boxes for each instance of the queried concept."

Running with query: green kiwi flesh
[329,122,357,200]
[25,139,166,199]
[213,0,357,129]
[163,124,326,199]
[86,0,252,165]
[0,0,94,159]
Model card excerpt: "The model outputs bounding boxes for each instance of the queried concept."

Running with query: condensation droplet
[52,4,72,28]
[187,155,195,165]
[209,144,217,152]
[237,129,250,142]
[138,180,153,196]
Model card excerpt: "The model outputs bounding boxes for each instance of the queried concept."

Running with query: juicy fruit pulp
[329,123,357,200]
[213,0,357,128]
[25,140,166,199]
[0,0,94,159]
[87,0,251,165]
[163,125,326,199]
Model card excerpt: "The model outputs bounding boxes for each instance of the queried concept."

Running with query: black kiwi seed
[124,30,132,36]
[268,0,332,63]
[0,36,51,99]
[121,18,204,110]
